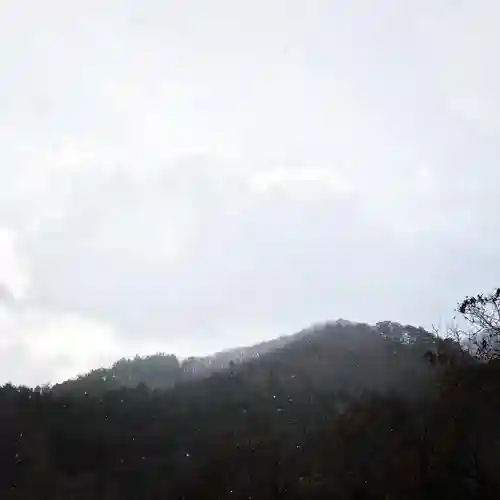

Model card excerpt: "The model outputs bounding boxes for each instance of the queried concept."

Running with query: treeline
[50,330,309,396]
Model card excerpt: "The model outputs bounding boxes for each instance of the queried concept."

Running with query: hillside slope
[1,319,495,500]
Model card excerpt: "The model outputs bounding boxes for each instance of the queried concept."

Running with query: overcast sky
[0,0,499,386]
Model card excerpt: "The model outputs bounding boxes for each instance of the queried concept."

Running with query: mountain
[52,319,452,397]
[2,319,493,500]
[50,318,452,409]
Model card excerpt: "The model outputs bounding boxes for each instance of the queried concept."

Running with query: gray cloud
[0,0,499,384]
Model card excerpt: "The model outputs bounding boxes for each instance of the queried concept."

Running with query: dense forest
[1,289,500,499]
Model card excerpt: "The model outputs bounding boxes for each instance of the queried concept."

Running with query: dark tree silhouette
[456,287,500,360]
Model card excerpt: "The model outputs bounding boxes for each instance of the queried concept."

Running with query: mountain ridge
[51,318,444,396]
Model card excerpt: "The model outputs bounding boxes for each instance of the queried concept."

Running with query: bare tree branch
[454,288,500,361]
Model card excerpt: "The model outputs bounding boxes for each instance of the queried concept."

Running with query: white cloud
[0,0,498,386]
[423,1,500,137]
[249,167,353,200]
[0,305,121,385]
[0,228,30,300]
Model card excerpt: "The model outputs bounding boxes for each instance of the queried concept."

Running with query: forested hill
[2,316,498,499]
[51,319,443,396]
